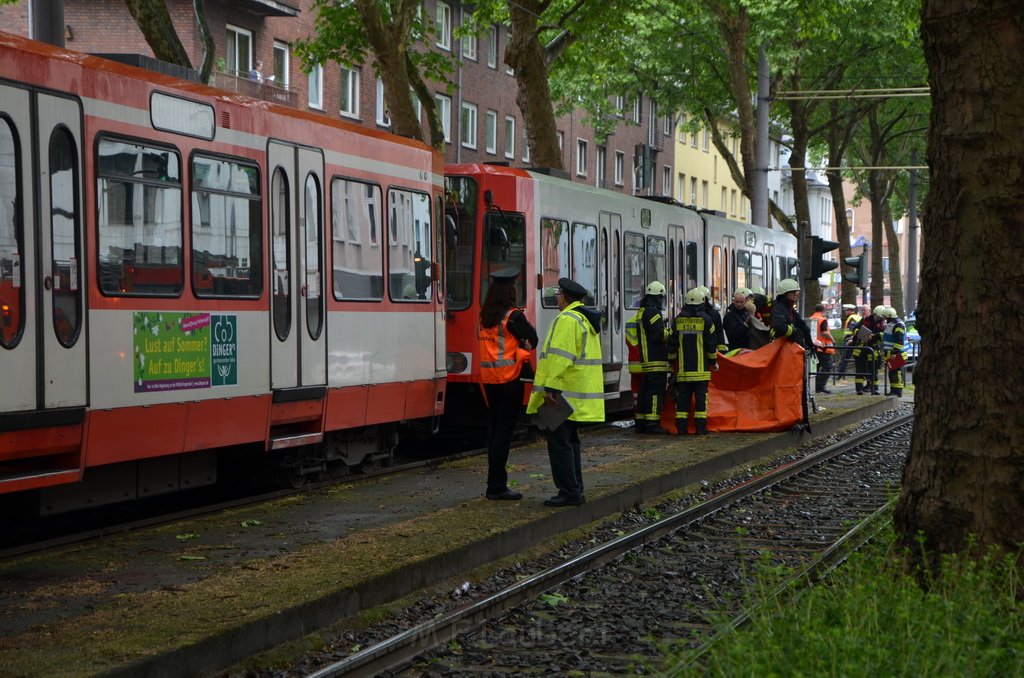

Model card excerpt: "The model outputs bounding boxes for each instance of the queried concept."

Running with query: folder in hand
[532,392,574,431]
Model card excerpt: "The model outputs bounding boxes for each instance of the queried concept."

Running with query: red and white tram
[0,32,445,512]
[441,163,798,433]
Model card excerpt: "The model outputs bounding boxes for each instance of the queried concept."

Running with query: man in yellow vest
[527,278,604,507]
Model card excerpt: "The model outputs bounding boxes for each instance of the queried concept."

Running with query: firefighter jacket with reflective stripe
[882,318,907,357]
[670,305,717,382]
[851,315,886,357]
[810,312,835,354]
[770,296,812,348]
[625,314,641,374]
[526,301,605,422]
[705,302,728,353]
[478,308,532,384]
[633,302,670,373]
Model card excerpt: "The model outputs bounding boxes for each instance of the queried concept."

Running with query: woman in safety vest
[478,268,537,500]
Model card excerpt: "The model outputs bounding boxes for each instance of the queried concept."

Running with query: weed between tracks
[668,520,1024,676]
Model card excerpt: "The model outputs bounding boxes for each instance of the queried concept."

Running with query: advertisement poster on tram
[132,312,238,392]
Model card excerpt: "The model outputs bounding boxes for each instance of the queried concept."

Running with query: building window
[485,110,497,154]
[376,78,390,127]
[226,25,252,76]
[505,30,514,75]
[460,102,477,149]
[721,187,728,212]
[435,93,451,142]
[461,9,477,60]
[690,177,698,205]
[522,129,530,162]
[663,114,673,136]
[662,166,671,196]
[504,115,515,158]
[576,139,588,177]
[703,128,710,152]
[632,96,642,123]
[307,63,323,109]
[678,116,687,142]
[272,41,289,88]
[340,67,359,118]
[596,146,606,187]
[614,151,624,186]
[615,95,625,117]
[731,189,737,216]
[691,129,698,148]
[436,2,452,50]
[701,180,709,209]
[556,130,564,151]
[487,26,498,68]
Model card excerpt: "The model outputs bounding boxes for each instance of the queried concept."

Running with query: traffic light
[809,236,840,279]
[843,252,868,288]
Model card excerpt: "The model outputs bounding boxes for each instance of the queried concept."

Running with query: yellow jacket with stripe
[527,301,605,422]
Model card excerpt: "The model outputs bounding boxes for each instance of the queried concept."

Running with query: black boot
[695,420,708,435]
[675,421,689,435]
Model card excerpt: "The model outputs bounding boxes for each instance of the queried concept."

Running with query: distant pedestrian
[809,303,835,393]
[723,288,753,350]
[670,288,719,435]
[632,281,671,434]
[527,278,604,507]
[249,60,264,82]
[478,268,537,501]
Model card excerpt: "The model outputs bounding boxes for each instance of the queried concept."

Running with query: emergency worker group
[477,270,908,506]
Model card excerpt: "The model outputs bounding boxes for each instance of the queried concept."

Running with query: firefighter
[851,305,887,395]
[770,278,812,349]
[527,278,604,507]
[809,303,835,394]
[838,303,861,378]
[670,288,719,435]
[632,281,672,434]
[698,286,728,354]
[881,306,907,397]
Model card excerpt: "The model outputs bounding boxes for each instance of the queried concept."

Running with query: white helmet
[684,288,705,305]
[777,278,800,295]
[883,306,898,318]
[645,281,666,296]
[698,286,710,300]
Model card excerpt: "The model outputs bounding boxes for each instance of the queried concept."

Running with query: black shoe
[815,388,831,394]
[486,489,523,501]
[543,494,585,507]
[871,389,881,395]
[891,390,902,397]
[856,389,864,395]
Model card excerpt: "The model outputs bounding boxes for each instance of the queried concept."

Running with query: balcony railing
[211,70,298,108]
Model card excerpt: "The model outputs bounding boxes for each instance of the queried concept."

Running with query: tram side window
[443,176,477,311]
[50,127,83,348]
[540,217,570,308]
[481,210,526,304]
[190,155,261,297]
[97,137,182,296]
[623,232,645,309]
[736,250,751,292]
[571,222,597,306]
[684,240,698,293]
[647,235,667,298]
[750,252,764,293]
[0,117,24,349]
[387,188,433,302]
[331,178,383,300]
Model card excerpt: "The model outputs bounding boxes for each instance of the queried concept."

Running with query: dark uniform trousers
[484,380,525,495]
[675,381,710,433]
[545,419,584,500]
[637,371,669,425]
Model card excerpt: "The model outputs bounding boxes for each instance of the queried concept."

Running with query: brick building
[2,0,756,213]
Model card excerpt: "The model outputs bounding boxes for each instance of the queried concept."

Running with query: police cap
[489,268,519,283]
[842,303,856,310]
[557,277,588,300]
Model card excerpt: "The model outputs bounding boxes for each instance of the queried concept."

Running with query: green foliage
[667,525,1024,676]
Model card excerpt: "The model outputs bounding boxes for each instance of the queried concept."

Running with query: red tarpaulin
[661,340,806,434]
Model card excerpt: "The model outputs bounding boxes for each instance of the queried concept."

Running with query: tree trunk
[193,0,215,84]
[894,0,1024,571]
[124,0,192,68]
[506,0,562,170]
[882,201,905,317]
[865,169,892,308]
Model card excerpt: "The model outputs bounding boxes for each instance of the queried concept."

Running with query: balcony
[211,70,298,108]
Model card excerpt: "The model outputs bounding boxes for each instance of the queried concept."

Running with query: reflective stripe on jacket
[526,301,605,422]
[636,305,670,373]
[478,308,530,384]
[671,306,717,382]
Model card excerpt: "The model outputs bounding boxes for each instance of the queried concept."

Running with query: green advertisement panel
[133,312,238,393]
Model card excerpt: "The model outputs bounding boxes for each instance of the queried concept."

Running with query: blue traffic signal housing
[843,252,869,288]
[809,236,840,279]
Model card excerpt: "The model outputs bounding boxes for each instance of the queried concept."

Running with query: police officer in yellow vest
[478,268,538,501]
[632,281,671,434]
[527,278,604,507]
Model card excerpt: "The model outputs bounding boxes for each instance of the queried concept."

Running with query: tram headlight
[446,352,470,374]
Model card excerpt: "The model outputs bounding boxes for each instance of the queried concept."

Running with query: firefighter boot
[695,419,708,435]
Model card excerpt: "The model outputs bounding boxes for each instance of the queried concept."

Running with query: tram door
[0,87,87,413]
[598,211,621,365]
[267,141,326,391]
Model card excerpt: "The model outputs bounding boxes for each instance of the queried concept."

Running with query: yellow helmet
[645,281,666,296]
[684,288,705,305]
[777,278,801,295]
[698,286,710,300]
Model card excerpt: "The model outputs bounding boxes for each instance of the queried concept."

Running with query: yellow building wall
[672,115,748,223]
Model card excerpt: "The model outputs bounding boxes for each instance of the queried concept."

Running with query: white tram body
[0,33,445,512]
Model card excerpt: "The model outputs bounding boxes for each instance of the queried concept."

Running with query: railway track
[296,411,912,677]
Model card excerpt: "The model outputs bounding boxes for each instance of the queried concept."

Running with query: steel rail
[308,412,914,677]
